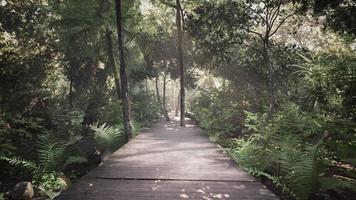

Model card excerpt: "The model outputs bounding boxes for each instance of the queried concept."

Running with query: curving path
[57,118,278,200]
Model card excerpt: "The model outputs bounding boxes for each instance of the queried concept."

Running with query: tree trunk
[155,76,164,115]
[171,81,174,113]
[264,39,276,118]
[175,92,180,117]
[162,74,170,121]
[69,73,73,107]
[176,0,185,126]
[115,0,133,140]
[145,79,149,97]
[105,28,121,99]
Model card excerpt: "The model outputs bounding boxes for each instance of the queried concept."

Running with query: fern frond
[245,167,295,197]
[286,140,324,200]
[38,143,66,171]
[319,176,356,192]
[0,156,37,173]
[91,123,122,152]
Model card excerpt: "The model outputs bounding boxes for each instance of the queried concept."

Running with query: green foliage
[0,156,37,173]
[91,123,122,153]
[189,88,243,137]
[98,102,123,126]
[0,125,87,198]
[293,52,356,118]
[0,114,46,159]
[0,156,62,199]
[0,116,16,156]
[49,108,85,136]
[1,0,355,199]
[297,0,356,37]
[0,0,57,114]
[131,89,160,126]
[231,136,270,170]
[245,167,294,196]
[231,104,356,199]
[36,172,62,200]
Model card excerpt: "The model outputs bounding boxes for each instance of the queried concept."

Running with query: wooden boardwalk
[57,118,278,200]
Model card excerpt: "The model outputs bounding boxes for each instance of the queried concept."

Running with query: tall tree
[105,27,121,100]
[176,0,185,126]
[156,0,186,126]
[115,0,133,140]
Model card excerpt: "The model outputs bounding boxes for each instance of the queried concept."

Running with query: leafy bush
[131,90,160,126]
[36,132,87,172]
[0,132,87,199]
[189,88,243,138]
[98,102,123,126]
[0,156,62,199]
[0,114,46,160]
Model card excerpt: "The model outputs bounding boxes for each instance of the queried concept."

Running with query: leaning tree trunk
[105,28,121,99]
[176,0,185,126]
[115,0,133,140]
[162,74,170,121]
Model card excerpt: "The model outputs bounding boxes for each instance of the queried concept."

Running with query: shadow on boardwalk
[57,117,278,200]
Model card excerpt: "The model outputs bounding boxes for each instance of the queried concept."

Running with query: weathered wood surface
[57,118,278,200]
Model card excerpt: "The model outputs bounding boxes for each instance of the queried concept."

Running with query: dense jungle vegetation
[0,0,355,199]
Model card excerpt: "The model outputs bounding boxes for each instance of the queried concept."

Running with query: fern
[232,136,272,170]
[0,156,37,173]
[91,122,122,152]
[232,120,331,200]
[245,167,295,196]
[36,132,86,171]
[319,176,356,192]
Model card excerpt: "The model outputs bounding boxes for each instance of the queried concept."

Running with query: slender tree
[176,0,185,126]
[157,0,185,126]
[155,76,164,115]
[105,27,121,99]
[115,0,133,140]
[162,73,171,121]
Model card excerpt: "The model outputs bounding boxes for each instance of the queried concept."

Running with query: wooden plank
[58,179,277,200]
[56,118,279,200]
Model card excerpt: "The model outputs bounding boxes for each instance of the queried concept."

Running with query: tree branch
[159,0,177,9]
[243,41,265,58]
[246,5,267,26]
[268,1,281,23]
[244,27,264,41]
[125,33,137,46]
[269,2,282,30]
[269,12,295,37]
